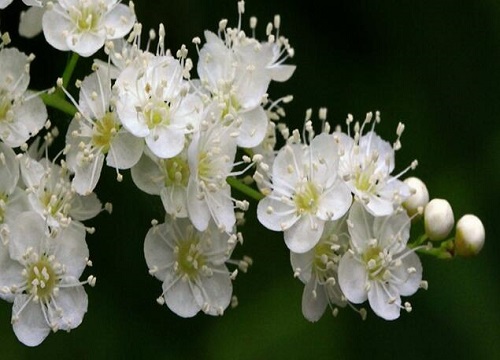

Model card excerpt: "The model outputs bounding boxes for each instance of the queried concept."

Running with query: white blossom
[65,68,144,195]
[144,217,236,317]
[257,133,352,253]
[0,47,47,148]
[186,108,240,232]
[115,53,203,159]
[338,201,422,320]
[19,155,102,228]
[42,0,136,57]
[0,211,92,346]
[337,113,413,216]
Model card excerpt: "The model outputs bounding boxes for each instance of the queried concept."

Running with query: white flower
[144,217,236,317]
[0,47,47,148]
[290,217,349,322]
[116,54,203,159]
[186,110,240,232]
[337,113,413,216]
[131,147,190,218]
[338,201,423,320]
[42,0,136,57]
[65,68,144,195]
[0,211,93,346]
[20,155,102,228]
[0,142,31,244]
[197,30,270,148]
[257,133,352,253]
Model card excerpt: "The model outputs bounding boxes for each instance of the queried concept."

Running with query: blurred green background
[1,0,499,358]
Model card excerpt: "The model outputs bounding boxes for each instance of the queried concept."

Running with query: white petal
[284,215,324,253]
[198,266,232,315]
[144,222,176,281]
[103,3,135,39]
[52,224,88,278]
[71,153,105,196]
[19,6,44,38]
[107,130,144,169]
[368,282,401,320]
[302,276,328,322]
[42,7,72,52]
[347,201,375,252]
[317,181,352,221]
[394,251,422,296]
[69,193,102,221]
[0,48,30,96]
[206,187,235,232]
[270,64,296,82]
[256,195,298,232]
[186,179,210,231]
[130,154,162,195]
[146,126,185,159]
[12,295,50,346]
[0,142,19,194]
[50,282,88,331]
[290,250,313,283]
[164,273,201,318]
[0,243,24,302]
[338,251,368,304]
[236,106,268,148]
[161,186,188,218]
[9,212,46,261]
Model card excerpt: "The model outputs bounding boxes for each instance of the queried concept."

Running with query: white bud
[424,198,454,241]
[454,214,485,257]
[403,177,429,218]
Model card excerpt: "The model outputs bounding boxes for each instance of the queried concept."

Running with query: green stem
[227,177,264,201]
[40,93,77,117]
[62,52,80,88]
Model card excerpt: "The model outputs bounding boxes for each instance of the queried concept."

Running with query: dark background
[1,0,499,358]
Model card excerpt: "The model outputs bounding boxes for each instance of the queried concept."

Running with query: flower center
[144,99,171,129]
[294,181,320,214]
[91,111,120,153]
[161,156,190,187]
[176,238,205,279]
[0,94,13,122]
[25,255,58,301]
[71,4,102,33]
[362,246,386,280]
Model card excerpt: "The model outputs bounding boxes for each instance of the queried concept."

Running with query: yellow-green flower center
[25,256,57,300]
[161,156,190,187]
[294,181,320,214]
[72,6,101,32]
[362,246,384,280]
[91,111,120,154]
[0,94,13,122]
[144,100,170,129]
[176,238,205,279]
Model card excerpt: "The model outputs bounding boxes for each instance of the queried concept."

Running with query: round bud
[403,177,429,218]
[424,198,454,241]
[454,214,485,257]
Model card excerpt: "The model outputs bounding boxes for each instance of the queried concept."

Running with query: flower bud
[424,198,454,241]
[403,177,429,218]
[454,214,485,257]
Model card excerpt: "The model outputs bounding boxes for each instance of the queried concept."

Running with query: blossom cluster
[0,0,485,347]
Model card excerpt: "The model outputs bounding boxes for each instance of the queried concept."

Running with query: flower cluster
[0,0,485,347]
